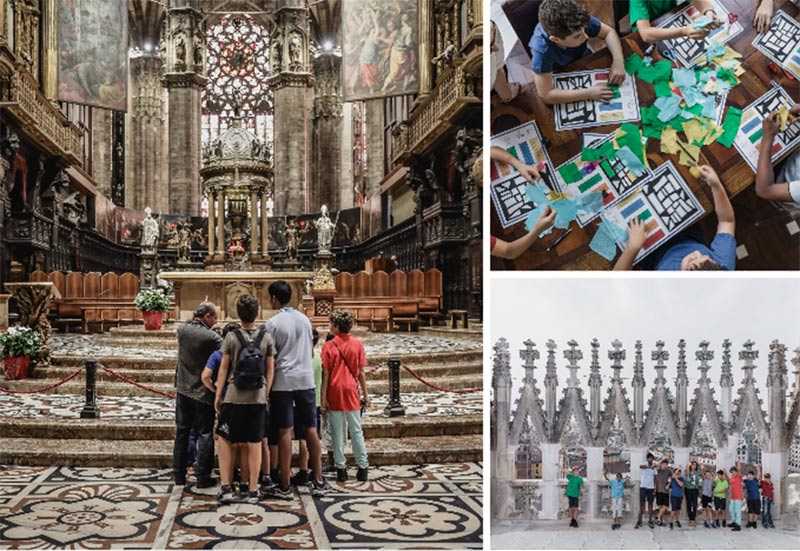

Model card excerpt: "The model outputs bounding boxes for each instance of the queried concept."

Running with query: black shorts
[656,492,669,507]
[216,403,266,443]
[294,406,322,440]
[714,497,726,510]
[270,389,317,435]
[671,496,683,511]
[747,499,761,514]
[568,496,579,508]
[702,495,713,508]
[640,487,655,504]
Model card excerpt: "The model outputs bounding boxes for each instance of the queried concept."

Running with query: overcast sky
[491,277,800,395]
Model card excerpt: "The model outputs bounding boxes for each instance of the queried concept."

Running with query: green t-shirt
[630,0,681,30]
[713,478,729,498]
[312,354,322,407]
[566,473,583,498]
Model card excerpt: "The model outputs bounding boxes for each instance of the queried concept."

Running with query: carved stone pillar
[250,191,259,256]
[269,0,313,215]
[162,3,206,216]
[311,52,343,211]
[585,446,604,520]
[207,190,215,255]
[492,338,512,519]
[260,190,268,257]
[91,108,112,197]
[41,0,56,100]
[128,53,166,212]
[417,0,432,99]
[540,442,562,520]
[340,102,355,209]
[216,191,224,253]
[365,98,385,200]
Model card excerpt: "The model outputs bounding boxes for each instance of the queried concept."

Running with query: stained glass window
[202,15,273,147]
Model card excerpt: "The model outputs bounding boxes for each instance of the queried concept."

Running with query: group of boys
[561,452,775,531]
[490,0,800,271]
[172,280,371,505]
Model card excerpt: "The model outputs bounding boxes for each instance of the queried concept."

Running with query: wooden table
[490,0,800,270]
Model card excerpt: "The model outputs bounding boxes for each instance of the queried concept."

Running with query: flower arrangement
[133,289,171,313]
[0,326,43,358]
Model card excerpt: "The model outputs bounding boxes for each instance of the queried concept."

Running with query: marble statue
[175,36,187,66]
[283,219,300,261]
[289,32,302,67]
[140,207,159,251]
[314,205,337,255]
[177,222,192,262]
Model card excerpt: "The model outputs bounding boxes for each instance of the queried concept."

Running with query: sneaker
[648,520,654,529]
[732,525,741,532]
[272,485,295,501]
[291,470,309,486]
[246,489,261,504]
[670,523,674,530]
[570,519,577,528]
[336,468,348,482]
[310,478,332,496]
[676,521,681,528]
[704,521,710,528]
[195,476,218,489]
[635,520,642,529]
[356,467,368,482]
[574,521,579,528]
[173,473,187,486]
[216,485,236,504]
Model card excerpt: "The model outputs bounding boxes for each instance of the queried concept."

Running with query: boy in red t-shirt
[761,472,775,528]
[321,310,371,482]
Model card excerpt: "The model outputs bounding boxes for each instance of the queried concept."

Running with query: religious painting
[58,0,128,110]
[114,207,146,246]
[342,0,419,101]
[332,207,362,248]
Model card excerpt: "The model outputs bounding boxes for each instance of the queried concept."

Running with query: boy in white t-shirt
[755,105,800,204]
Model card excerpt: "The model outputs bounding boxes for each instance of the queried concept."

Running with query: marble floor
[0,464,483,549]
[492,521,800,549]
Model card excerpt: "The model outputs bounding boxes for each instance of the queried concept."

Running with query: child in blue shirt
[603,469,630,530]
[531,0,627,105]
[744,465,762,529]
[669,467,685,529]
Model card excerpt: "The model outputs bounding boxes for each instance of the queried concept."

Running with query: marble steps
[49,349,483,370]
[0,413,483,440]
[3,373,483,397]
[418,327,483,341]
[37,361,483,383]
[0,434,482,467]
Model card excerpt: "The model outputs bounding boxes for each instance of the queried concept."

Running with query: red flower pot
[143,310,164,330]
[3,355,30,380]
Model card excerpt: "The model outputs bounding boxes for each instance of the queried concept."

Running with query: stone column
[128,53,166,213]
[632,340,646,430]
[720,339,734,424]
[585,446,604,520]
[588,340,602,427]
[270,0,313,215]
[216,192,225,253]
[311,52,343,211]
[676,340,691,441]
[91,108,113,197]
[162,2,206,216]
[260,191,268,256]
[544,340,558,425]
[365,98,385,200]
[250,191,259,255]
[767,341,787,454]
[340,102,355,209]
[207,191,215,254]
[762,451,787,518]
[540,442,562,520]
[492,338,513,520]
[629,447,646,506]
[417,0,433,100]
[674,447,692,472]
[41,0,57,101]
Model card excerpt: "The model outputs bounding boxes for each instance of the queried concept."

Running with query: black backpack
[233,328,266,390]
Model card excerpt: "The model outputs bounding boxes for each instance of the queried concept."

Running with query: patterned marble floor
[0,463,482,549]
[0,391,482,421]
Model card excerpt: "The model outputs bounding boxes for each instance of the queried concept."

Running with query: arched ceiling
[128,0,166,49]
[308,0,340,45]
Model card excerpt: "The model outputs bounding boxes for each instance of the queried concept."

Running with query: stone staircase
[0,325,483,467]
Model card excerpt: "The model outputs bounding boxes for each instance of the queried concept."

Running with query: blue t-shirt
[655,233,736,271]
[609,478,627,499]
[671,477,685,498]
[744,478,760,500]
[529,17,602,74]
[205,350,226,397]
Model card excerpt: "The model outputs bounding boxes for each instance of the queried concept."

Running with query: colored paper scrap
[700,95,717,119]
[638,60,672,84]
[778,104,790,132]
[692,15,715,29]
[589,218,627,261]
[624,53,643,75]
[558,162,583,184]
[660,127,680,154]
[655,94,683,123]
[706,42,726,60]
[654,79,673,97]
[551,198,578,229]
[616,146,647,177]
[581,140,615,162]
[717,106,742,148]
[576,191,603,214]
[609,84,621,99]
[673,68,697,87]
[617,123,646,164]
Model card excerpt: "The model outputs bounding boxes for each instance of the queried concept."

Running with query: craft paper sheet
[555,134,652,226]
[490,121,558,228]
[490,0,537,86]
[658,0,743,67]
[733,86,800,172]
[603,162,705,263]
[552,71,640,130]
[752,10,800,80]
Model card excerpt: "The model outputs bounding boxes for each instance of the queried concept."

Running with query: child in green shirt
[713,469,730,527]
[562,465,584,528]
[629,0,721,43]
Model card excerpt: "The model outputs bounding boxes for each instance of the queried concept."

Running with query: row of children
[563,453,775,530]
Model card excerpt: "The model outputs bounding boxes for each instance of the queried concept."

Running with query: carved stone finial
[608,339,625,382]
[492,338,512,389]
[677,339,689,380]
[696,340,714,379]
[520,339,539,386]
[767,340,787,389]
[739,339,759,381]
[720,338,734,387]
[545,339,558,389]
[564,340,582,389]
[652,340,669,385]
[792,347,800,393]
[588,338,603,388]
[633,340,645,388]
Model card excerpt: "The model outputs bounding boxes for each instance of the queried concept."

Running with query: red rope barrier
[401,365,482,394]
[364,364,382,375]
[99,364,176,399]
[0,369,82,394]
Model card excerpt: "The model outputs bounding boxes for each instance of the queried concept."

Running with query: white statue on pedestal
[314,204,337,255]
[140,207,159,252]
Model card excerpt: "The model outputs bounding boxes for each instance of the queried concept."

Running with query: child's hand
[513,161,541,183]
[363,396,371,408]
[762,112,781,138]
[754,0,774,33]
[588,84,614,103]
[321,399,329,414]
[698,165,722,188]
[682,25,710,40]
[532,206,557,234]
[791,104,800,117]
[608,62,626,85]
[626,218,647,251]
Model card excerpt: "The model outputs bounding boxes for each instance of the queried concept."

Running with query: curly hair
[539,0,590,39]
[236,294,260,323]
[329,310,354,334]
[688,259,723,271]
